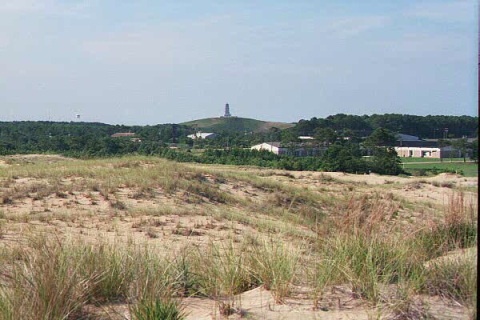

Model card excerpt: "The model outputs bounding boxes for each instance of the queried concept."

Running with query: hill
[181,116,294,133]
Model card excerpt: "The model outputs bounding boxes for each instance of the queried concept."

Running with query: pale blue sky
[0,0,477,124]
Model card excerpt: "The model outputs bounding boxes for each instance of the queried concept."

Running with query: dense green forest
[0,121,194,155]
[292,114,478,139]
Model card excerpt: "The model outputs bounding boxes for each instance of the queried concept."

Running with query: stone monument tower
[224,103,231,117]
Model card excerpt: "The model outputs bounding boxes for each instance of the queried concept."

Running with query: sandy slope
[0,155,476,319]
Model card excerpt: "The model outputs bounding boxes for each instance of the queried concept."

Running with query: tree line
[292,114,478,139]
[0,114,477,175]
[0,121,401,175]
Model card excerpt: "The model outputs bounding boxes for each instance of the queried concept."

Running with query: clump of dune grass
[164,238,300,305]
[171,249,200,297]
[129,252,186,320]
[316,173,337,183]
[313,193,400,240]
[310,190,477,316]
[424,252,477,311]
[414,191,477,260]
[109,199,127,210]
[0,238,100,320]
[311,194,421,306]
[0,291,15,319]
[247,238,299,303]
[382,284,432,320]
[315,233,423,305]
[0,182,56,203]
[187,241,258,300]
[79,241,137,302]
[0,220,5,239]
[130,293,186,320]
[309,256,337,309]
[0,237,182,319]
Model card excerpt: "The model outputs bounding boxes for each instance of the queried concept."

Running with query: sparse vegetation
[0,155,477,319]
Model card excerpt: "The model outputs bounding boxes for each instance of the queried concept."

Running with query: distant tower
[224,103,231,117]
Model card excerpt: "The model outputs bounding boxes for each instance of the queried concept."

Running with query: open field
[400,158,470,163]
[0,155,477,320]
[401,162,478,177]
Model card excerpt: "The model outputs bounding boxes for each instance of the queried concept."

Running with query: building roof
[395,141,438,148]
[259,140,443,149]
[251,142,285,148]
[263,142,282,147]
[111,132,135,138]
[255,141,318,148]
[396,133,420,141]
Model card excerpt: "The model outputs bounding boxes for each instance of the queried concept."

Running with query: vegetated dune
[182,116,294,133]
[0,155,477,320]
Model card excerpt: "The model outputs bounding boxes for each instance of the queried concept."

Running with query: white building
[251,142,285,155]
[395,141,460,158]
[251,142,319,157]
[393,133,463,158]
[187,132,217,140]
[298,136,314,140]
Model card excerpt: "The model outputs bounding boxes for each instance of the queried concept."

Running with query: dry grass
[0,155,477,319]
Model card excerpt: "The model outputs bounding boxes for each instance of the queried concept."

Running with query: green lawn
[400,157,467,163]
[402,162,478,177]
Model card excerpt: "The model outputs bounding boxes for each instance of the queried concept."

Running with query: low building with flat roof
[395,141,460,158]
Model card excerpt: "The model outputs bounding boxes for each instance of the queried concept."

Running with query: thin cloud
[375,32,473,63]
[407,0,475,23]
[80,14,241,65]
[0,0,46,13]
[322,16,390,39]
[81,30,211,66]
[0,0,94,17]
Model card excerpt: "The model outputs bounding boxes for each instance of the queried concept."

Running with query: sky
[0,0,478,125]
